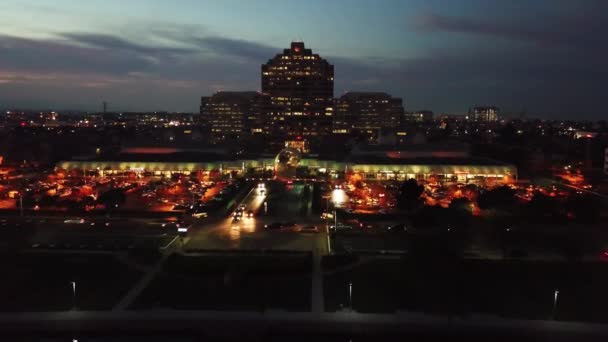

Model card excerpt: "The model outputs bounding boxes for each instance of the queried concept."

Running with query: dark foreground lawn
[324,256,608,323]
[0,252,142,311]
[132,253,312,311]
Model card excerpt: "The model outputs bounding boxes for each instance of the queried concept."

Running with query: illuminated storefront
[57,156,516,185]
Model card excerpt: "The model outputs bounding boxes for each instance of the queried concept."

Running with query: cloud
[61,32,197,55]
[192,36,279,62]
[0,34,158,75]
[414,11,607,50]
[0,19,606,118]
[0,32,267,111]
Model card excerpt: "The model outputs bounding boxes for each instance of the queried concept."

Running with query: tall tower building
[261,42,334,136]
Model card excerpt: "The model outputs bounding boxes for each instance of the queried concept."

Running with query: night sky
[1,0,606,118]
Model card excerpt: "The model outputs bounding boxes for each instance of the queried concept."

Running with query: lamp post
[334,209,337,231]
[552,289,559,320]
[321,194,331,227]
[19,193,23,217]
[348,282,353,310]
[70,281,77,310]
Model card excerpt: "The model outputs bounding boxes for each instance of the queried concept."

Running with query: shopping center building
[56,145,517,185]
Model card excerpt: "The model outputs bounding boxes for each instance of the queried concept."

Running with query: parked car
[264,222,282,230]
[64,218,85,224]
[192,212,208,218]
[330,224,352,232]
[300,225,319,233]
[386,224,407,233]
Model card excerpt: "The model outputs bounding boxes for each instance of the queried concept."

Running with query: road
[184,182,329,254]
[556,181,608,200]
[182,181,329,313]
[1,310,608,341]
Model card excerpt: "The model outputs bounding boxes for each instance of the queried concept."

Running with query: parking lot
[0,168,235,216]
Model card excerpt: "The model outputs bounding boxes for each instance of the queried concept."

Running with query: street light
[335,207,338,225]
[18,192,23,217]
[70,281,76,310]
[552,289,559,320]
[348,282,353,310]
[331,188,346,206]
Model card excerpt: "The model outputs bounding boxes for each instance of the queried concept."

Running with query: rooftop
[346,155,513,166]
[339,92,399,100]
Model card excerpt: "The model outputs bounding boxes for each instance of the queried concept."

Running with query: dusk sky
[1,0,606,118]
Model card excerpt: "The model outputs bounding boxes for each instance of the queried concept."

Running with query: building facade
[57,142,517,185]
[470,106,499,122]
[58,156,516,185]
[261,42,334,137]
[200,92,269,139]
[604,147,608,176]
[334,92,404,134]
[4,111,26,123]
[404,110,433,122]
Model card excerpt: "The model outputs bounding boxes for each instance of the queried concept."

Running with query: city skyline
[1,0,607,119]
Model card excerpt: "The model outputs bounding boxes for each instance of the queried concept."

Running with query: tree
[410,204,445,228]
[526,193,561,223]
[449,197,473,213]
[498,123,518,144]
[565,194,601,223]
[448,197,474,226]
[478,186,516,212]
[462,184,479,202]
[396,179,424,210]
[98,189,126,209]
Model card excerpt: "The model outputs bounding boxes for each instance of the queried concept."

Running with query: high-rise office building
[261,42,334,136]
[334,92,404,134]
[201,92,269,139]
[470,106,499,122]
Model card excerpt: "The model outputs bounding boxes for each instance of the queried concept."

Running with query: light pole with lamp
[348,281,353,311]
[18,192,24,217]
[334,208,337,231]
[70,281,77,310]
[552,289,559,320]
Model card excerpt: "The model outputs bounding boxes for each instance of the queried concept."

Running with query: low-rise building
[57,144,516,185]
[469,106,499,122]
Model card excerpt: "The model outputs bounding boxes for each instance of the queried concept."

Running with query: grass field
[0,253,142,311]
[324,257,608,323]
[132,253,312,312]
